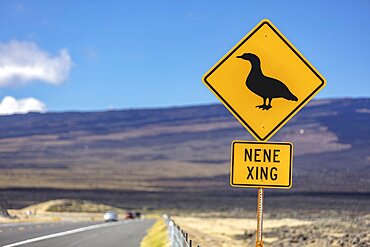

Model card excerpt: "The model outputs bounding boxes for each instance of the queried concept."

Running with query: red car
[125,211,134,219]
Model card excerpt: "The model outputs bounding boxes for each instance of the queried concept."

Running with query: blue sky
[0,1,369,112]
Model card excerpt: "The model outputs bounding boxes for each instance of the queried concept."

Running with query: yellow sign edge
[229,140,293,189]
[202,19,326,142]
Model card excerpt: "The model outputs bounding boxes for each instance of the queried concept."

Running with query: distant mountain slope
[0,98,368,142]
[0,104,229,138]
[0,98,368,196]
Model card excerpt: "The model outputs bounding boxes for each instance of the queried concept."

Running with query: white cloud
[0,96,46,115]
[0,41,72,86]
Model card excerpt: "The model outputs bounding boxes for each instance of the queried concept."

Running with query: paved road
[0,219,155,247]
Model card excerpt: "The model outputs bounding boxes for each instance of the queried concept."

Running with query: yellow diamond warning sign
[202,19,326,141]
[231,141,293,189]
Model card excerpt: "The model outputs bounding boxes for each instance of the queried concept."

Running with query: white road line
[2,220,140,247]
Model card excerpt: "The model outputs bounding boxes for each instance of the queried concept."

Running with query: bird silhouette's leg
[256,98,269,110]
[266,98,272,110]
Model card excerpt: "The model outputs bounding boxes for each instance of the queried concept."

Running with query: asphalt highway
[0,219,155,247]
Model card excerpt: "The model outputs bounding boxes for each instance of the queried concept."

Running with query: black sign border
[203,20,325,141]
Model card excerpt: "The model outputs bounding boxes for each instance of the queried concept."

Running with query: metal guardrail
[163,214,201,247]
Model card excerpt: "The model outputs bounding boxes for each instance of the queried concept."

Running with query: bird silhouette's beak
[236,55,243,59]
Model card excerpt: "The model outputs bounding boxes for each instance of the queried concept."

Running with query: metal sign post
[256,187,264,247]
[230,141,292,246]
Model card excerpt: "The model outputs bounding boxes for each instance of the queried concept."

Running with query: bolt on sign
[202,19,326,141]
[231,141,293,189]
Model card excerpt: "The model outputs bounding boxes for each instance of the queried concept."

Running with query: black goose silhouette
[237,53,298,110]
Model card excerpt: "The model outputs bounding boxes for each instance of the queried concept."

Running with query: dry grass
[172,215,311,247]
[172,211,370,247]
[140,217,170,247]
[1,199,125,223]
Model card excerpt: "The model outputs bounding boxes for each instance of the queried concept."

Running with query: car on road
[104,211,118,222]
[134,212,141,218]
[125,211,134,219]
